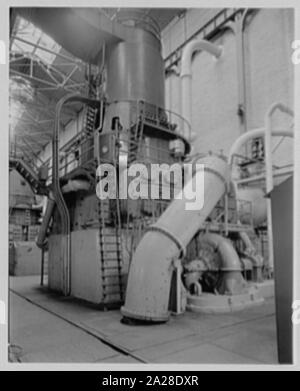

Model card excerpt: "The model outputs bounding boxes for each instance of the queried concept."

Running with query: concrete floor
[9,276,278,364]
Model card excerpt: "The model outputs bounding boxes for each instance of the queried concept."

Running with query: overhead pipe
[165,65,180,113]
[264,103,294,271]
[228,127,293,227]
[228,113,293,271]
[236,167,293,185]
[228,127,294,168]
[198,233,247,295]
[121,154,230,322]
[180,40,223,140]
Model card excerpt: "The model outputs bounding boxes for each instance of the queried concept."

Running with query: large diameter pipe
[198,233,247,295]
[121,154,230,322]
[180,40,222,139]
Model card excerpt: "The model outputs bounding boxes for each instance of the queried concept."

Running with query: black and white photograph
[0,0,299,375]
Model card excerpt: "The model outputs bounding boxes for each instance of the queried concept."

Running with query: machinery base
[187,286,264,314]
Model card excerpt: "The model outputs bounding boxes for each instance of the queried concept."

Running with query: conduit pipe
[228,127,293,228]
[198,233,247,295]
[264,103,294,270]
[228,118,293,271]
[121,154,230,322]
[180,40,223,139]
[53,93,99,296]
[234,9,249,133]
[236,168,293,185]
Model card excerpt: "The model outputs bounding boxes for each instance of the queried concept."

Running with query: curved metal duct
[180,40,223,139]
[16,8,122,64]
[198,233,247,295]
[121,154,230,323]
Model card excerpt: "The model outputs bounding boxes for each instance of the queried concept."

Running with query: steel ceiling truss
[9,19,90,157]
[10,38,87,93]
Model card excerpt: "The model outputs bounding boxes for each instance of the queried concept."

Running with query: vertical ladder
[128,102,145,164]
[84,105,97,137]
[81,105,97,166]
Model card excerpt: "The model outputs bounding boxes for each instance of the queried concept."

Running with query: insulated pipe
[228,127,293,228]
[199,233,242,271]
[180,40,223,139]
[228,127,294,167]
[36,192,55,249]
[198,233,247,295]
[264,103,293,270]
[228,119,293,271]
[121,154,230,322]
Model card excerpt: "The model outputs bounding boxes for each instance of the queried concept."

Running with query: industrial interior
[9,7,294,364]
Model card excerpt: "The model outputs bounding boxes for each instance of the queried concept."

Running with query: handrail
[110,99,192,142]
[42,98,191,175]
[115,11,161,41]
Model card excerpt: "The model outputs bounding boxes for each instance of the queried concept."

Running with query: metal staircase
[97,112,124,306]
[83,105,97,137]
[9,156,47,195]
[128,101,145,164]
[98,198,124,307]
